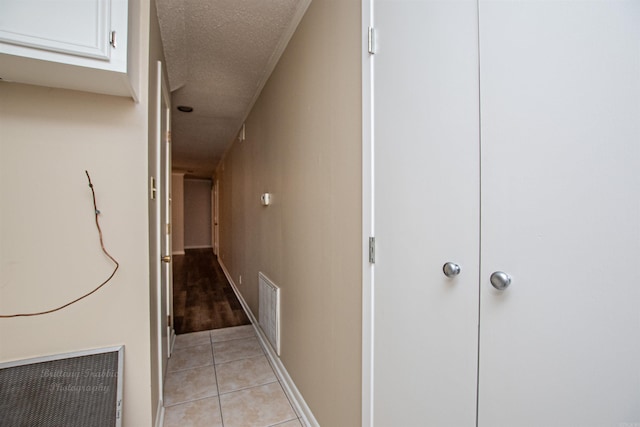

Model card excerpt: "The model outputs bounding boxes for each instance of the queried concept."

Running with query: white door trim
[153,60,164,411]
[361,0,374,425]
[156,60,173,408]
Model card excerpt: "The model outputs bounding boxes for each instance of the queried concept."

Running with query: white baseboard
[218,260,319,427]
[184,245,213,250]
[172,250,185,255]
[156,333,175,427]
[155,400,165,427]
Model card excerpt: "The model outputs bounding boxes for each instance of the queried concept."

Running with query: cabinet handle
[110,31,117,48]
[442,262,461,278]
[490,271,511,290]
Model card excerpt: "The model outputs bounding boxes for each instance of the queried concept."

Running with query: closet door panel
[372,0,480,425]
[478,1,640,425]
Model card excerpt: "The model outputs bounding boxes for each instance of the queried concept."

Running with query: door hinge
[369,237,376,263]
[368,27,376,55]
[166,223,171,235]
[150,176,156,200]
[110,31,117,48]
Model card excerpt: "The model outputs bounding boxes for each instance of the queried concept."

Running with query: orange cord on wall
[0,171,120,318]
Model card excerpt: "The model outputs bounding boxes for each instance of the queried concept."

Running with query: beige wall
[0,1,159,425]
[216,0,362,424]
[171,173,186,254]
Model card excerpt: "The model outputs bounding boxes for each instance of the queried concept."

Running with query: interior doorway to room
[170,177,250,334]
[183,179,213,250]
[213,180,219,256]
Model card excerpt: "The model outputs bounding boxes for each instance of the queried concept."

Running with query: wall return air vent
[0,346,124,426]
[259,272,281,356]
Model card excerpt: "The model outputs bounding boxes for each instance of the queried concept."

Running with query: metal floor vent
[0,346,123,427]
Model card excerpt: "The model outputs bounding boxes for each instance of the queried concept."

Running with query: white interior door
[213,180,219,256]
[371,0,481,425]
[368,0,640,426]
[159,62,173,383]
[478,1,640,425]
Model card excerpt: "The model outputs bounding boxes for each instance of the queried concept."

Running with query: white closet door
[372,0,480,425]
[478,1,640,425]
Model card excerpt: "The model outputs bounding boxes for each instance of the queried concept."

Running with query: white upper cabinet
[0,0,138,100]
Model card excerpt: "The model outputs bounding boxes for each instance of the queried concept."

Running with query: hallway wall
[216,0,362,424]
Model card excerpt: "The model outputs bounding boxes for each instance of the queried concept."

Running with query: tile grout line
[164,394,220,409]
[267,416,301,427]
[212,334,261,345]
[210,334,225,427]
[218,378,280,396]
[214,353,267,367]
[166,362,213,375]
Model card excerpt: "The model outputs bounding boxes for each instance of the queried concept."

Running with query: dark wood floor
[172,248,250,334]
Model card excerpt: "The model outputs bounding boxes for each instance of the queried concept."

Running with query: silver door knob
[443,262,461,278]
[490,271,511,290]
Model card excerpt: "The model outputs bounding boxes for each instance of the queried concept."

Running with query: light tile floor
[163,325,304,427]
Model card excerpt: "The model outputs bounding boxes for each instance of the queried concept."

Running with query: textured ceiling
[156,0,311,177]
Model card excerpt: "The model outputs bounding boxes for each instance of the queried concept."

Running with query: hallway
[165,249,300,426]
[163,325,303,427]
[173,249,250,334]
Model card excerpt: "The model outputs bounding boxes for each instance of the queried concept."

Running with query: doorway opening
[170,177,250,334]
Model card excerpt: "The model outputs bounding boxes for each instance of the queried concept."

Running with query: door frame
[361,0,374,426]
[213,179,220,256]
[155,60,174,406]
[162,76,174,358]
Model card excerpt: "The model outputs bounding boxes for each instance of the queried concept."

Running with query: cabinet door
[0,0,111,60]
[371,0,480,425]
[478,1,640,425]
[0,0,134,99]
